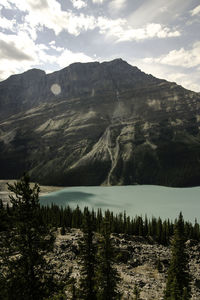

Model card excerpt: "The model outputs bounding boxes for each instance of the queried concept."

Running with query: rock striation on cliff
[0,59,200,186]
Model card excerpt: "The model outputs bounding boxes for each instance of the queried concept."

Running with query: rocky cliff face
[0,59,200,186]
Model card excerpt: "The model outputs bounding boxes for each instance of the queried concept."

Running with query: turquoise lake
[40,185,200,223]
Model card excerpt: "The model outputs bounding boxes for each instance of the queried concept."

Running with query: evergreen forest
[0,175,198,299]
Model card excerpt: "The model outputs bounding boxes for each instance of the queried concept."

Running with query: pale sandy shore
[0,179,63,204]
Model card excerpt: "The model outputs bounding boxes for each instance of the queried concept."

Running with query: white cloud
[109,0,126,13]
[169,74,200,92]
[8,0,48,12]
[0,31,35,61]
[159,70,200,92]
[127,0,190,28]
[131,58,200,92]
[134,42,200,92]
[71,0,87,9]
[92,0,105,3]
[0,0,12,9]
[190,5,200,16]
[16,21,38,40]
[56,49,93,68]
[0,1,41,40]
[0,16,16,31]
[98,16,126,35]
[26,0,49,10]
[144,42,200,68]
[64,14,96,36]
[0,28,93,81]
[50,44,65,52]
[0,31,56,80]
[24,7,95,36]
[0,39,32,61]
[37,44,49,50]
[98,20,180,42]
[6,0,95,37]
[1,0,180,42]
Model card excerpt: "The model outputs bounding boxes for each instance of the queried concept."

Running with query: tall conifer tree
[78,208,97,300]
[164,213,191,300]
[95,218,120,300]
[1,175,56,300]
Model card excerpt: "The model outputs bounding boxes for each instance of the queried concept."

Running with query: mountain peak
[103,58,126,63]
[23,68,46,75]
[0,58,200,186]
[102,58,131,67]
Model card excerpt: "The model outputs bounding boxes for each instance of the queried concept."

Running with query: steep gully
[106,83,122,185]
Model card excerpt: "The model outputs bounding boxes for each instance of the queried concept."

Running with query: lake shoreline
[40,185,200,224]
[1,180,199,223]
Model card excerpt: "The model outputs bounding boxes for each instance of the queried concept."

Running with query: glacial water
[40,185,200,223]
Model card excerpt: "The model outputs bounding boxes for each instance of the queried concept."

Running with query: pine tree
[0,199,9,231]
[72,206,82,228]
[95,218,120,300]
[61,225,66,235]
[156,217,163,244]
[0,199,11,299]
[164,212,191,300]
[78,208,97,300]
[1,175,56,300]
[96,208,103,232]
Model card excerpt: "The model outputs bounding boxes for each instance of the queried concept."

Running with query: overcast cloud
[0,0,199,92]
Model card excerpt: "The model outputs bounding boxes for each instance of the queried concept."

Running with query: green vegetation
[164,213,191,300]
[78,208,97,300]
[0,199,9,231]
[35,205,200,246]
[95,216,120,300]
[0,175,59,300]
[0,176,200,299]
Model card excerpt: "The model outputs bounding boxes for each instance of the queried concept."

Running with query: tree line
[27,203,200,246]
[2,201,200,246]
[0,175,196,299]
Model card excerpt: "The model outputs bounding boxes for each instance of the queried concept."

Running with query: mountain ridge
[0,59,200,187]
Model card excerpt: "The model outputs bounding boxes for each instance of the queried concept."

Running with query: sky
[0,0,200,92]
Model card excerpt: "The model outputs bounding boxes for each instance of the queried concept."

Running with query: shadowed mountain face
[0,59,200,187]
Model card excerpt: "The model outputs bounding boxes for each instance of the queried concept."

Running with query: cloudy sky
[0,0,200,92]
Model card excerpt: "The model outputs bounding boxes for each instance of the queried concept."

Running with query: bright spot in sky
[51,84,61,95]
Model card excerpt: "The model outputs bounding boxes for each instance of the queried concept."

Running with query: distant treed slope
[0,59,200,187]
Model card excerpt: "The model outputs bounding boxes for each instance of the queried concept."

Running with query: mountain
[0,59,200,187]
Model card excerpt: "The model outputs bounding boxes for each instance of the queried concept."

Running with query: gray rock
[46,229,200,300]
[0,59,200,186]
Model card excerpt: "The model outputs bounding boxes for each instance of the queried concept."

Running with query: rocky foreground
[48,228,200,300]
